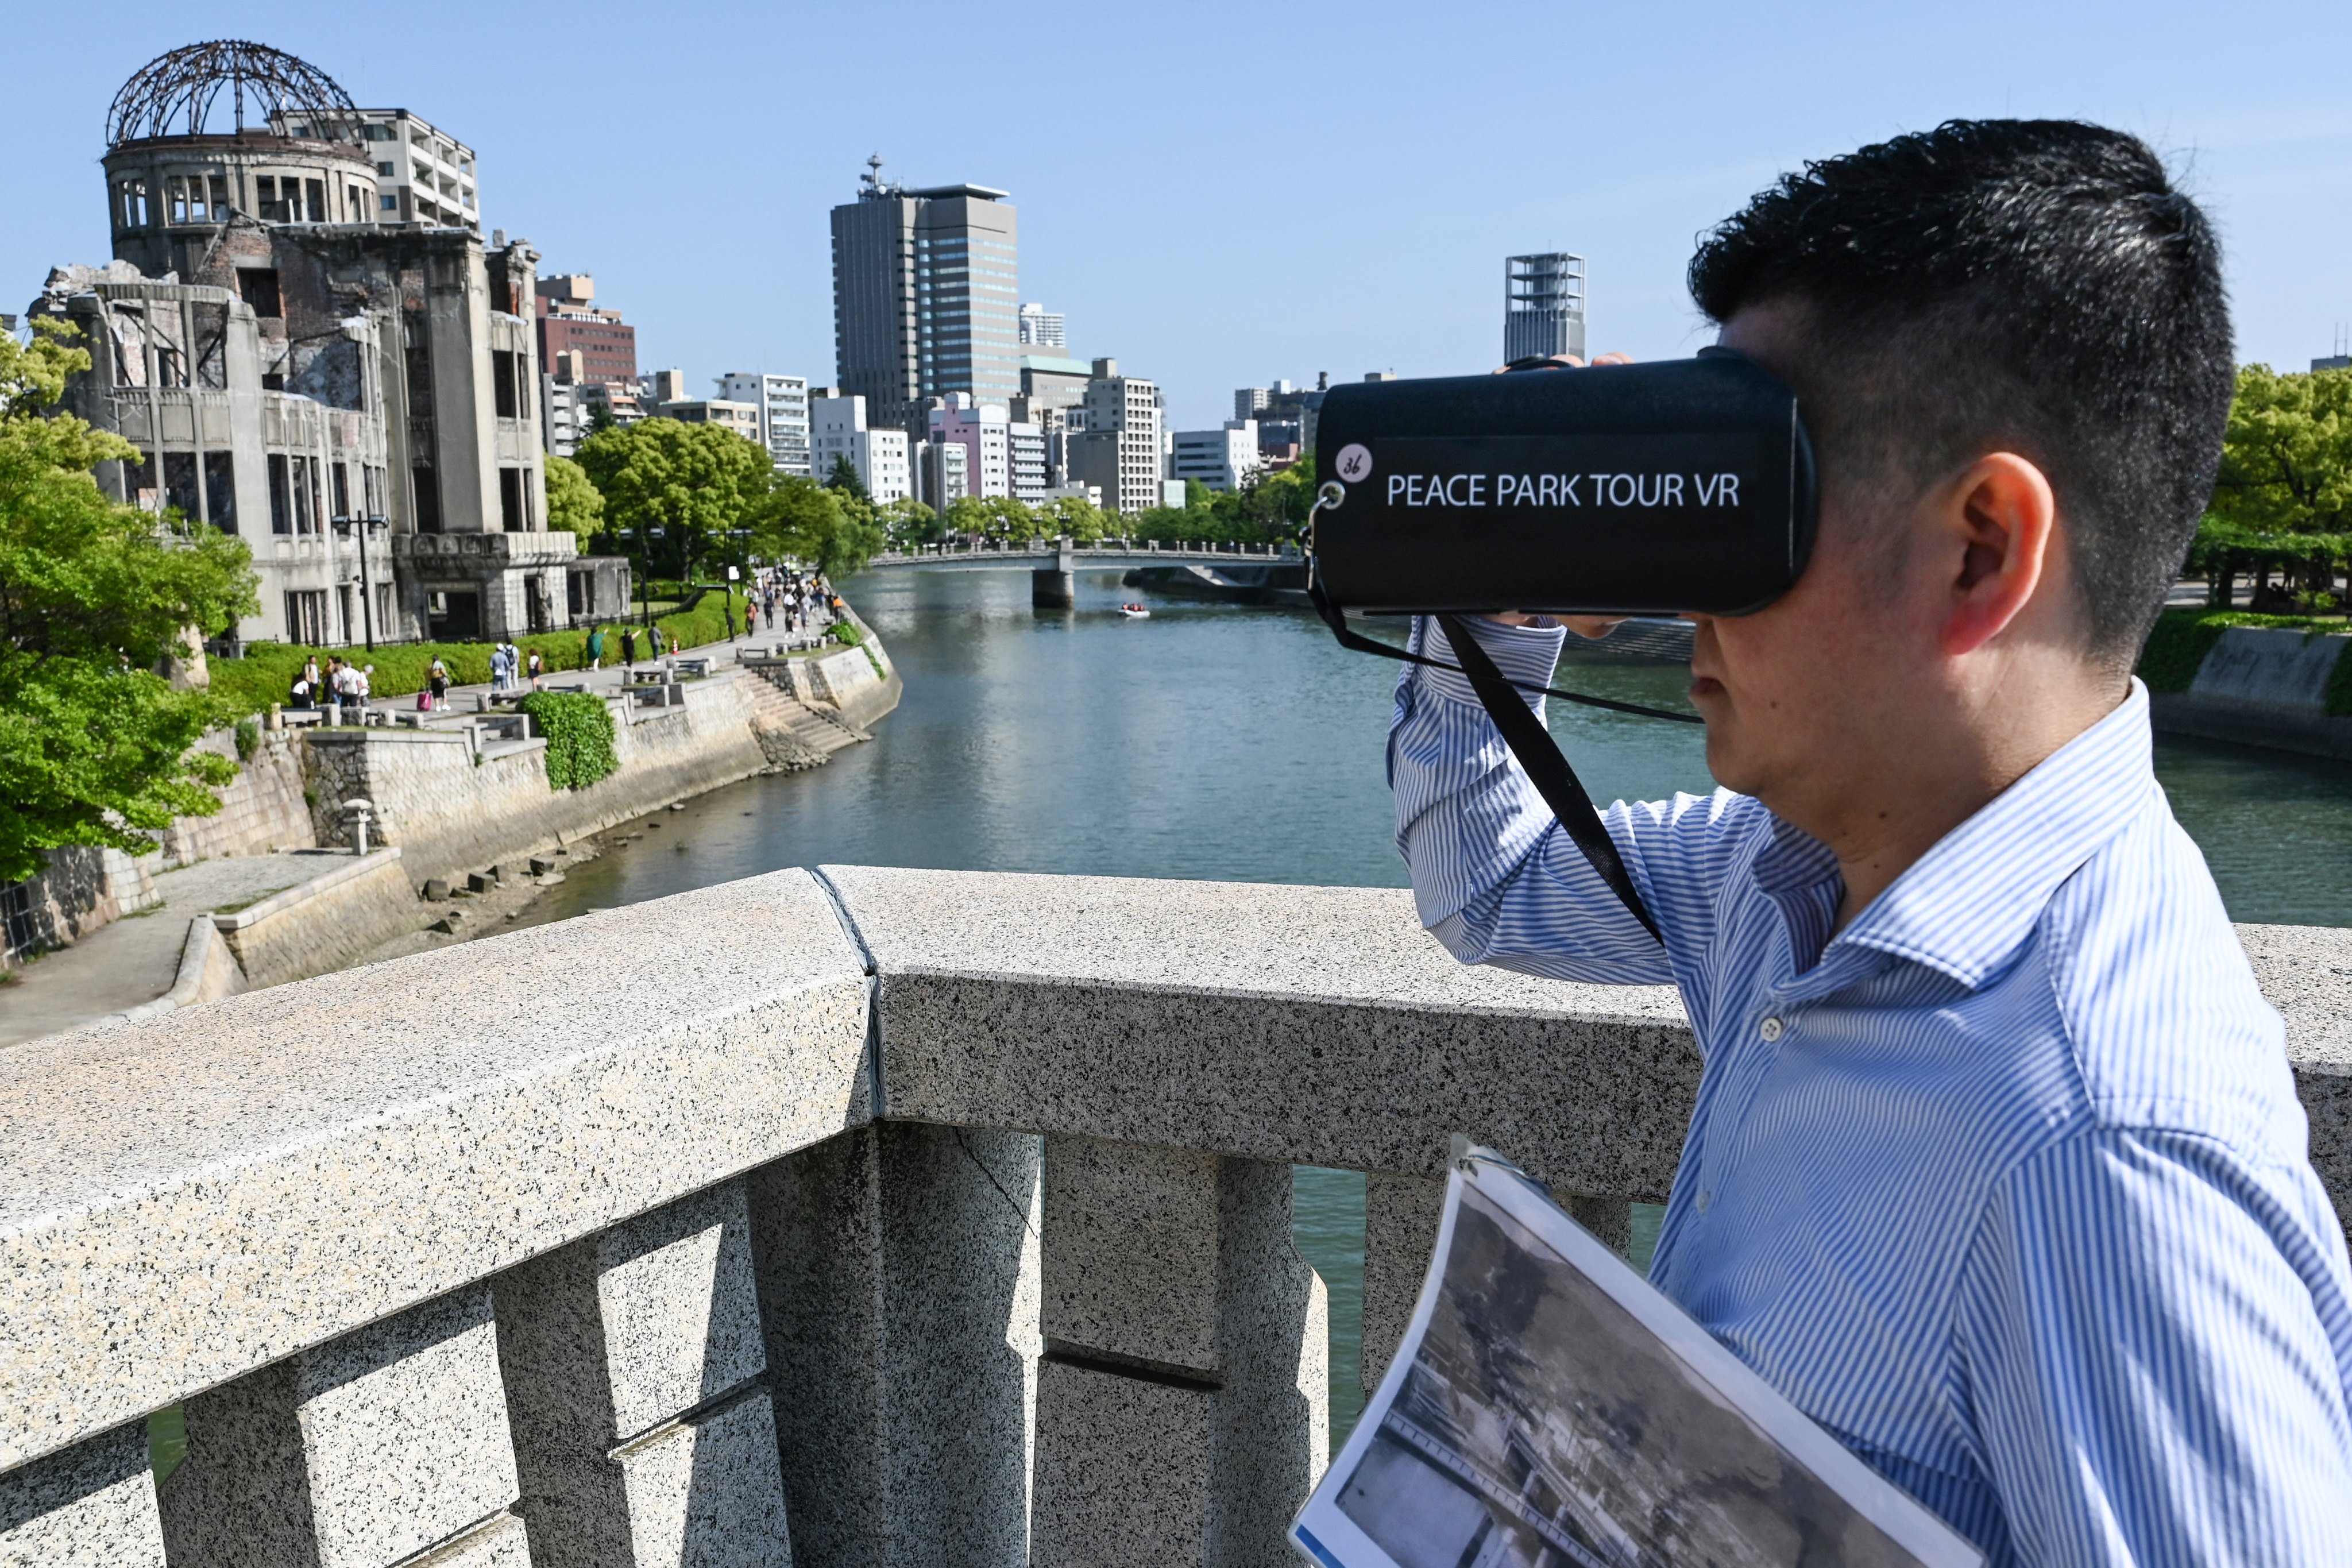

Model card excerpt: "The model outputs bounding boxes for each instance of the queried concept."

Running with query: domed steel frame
[105,40,358,147]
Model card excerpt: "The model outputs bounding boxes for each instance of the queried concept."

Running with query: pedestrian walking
[427,655,450,710]
[527,648,544,689]
[621,629,637,670]
[649,624,665,659]
[488,644,508,693]
[356,663,373,716]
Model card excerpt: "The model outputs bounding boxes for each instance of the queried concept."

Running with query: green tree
[543,454,605,546]
[825,454,871,505]
[585,399,617,435]
[0,320,259,884]
[2201,368,2352,608]
[573,417,773,577]
[943,496,992,538]
[2211,366,2352,537]
[750,474,886,578]
[878,497,940,549]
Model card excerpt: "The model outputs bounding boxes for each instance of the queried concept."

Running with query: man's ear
[1937,453,2057,658]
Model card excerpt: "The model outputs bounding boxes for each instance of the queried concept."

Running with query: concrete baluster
[0,1421,166,1566]
[747,1122,1042,1568]
[155,1283,530,1566]
[1359,1172,1443,1395]
[492,1180,791,1567]
[1029,1136,1329,1568]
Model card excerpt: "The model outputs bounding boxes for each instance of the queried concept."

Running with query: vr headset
[1311,349,1817,616]
[1306,351,1819,941]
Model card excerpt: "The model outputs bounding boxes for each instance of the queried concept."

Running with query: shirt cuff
[1409,615,1567,708]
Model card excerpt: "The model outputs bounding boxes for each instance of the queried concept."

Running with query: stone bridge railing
[2,868,2347,1566]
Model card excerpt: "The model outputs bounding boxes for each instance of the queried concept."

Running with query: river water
[520,564,2352,1440]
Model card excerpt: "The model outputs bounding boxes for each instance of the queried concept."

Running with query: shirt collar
[1822,681,2161,988]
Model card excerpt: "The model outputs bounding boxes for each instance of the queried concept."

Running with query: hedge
[206,592,750,718]
[517,691,619,790]
[2135,607,2352,714]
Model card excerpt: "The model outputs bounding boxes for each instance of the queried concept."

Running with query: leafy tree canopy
[2209,366,2352,540]
[543,453,604,545]
[0,320,258,884]
[573,417,773,573]
[750,474,886,578]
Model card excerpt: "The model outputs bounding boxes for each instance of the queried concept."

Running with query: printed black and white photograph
[1325,1181,1936,1568]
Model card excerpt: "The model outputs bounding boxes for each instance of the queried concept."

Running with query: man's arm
[1389,614,1723,984]
[1959,1128,2352,1564]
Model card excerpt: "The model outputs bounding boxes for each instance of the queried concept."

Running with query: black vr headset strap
[1431,613,1665,945]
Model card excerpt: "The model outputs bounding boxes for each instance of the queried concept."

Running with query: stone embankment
[2152,624,2352,759]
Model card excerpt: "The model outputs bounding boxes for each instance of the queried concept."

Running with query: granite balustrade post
[747,1122,1041,1568]
[153,1283,530,1567]
[1358,1172,1443,1396]
[0,1421,166,1566]
[492,1180,791,1567]
[1029,1136,1328,1568]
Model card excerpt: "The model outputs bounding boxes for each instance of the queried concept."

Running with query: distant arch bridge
[856,539,1297,573]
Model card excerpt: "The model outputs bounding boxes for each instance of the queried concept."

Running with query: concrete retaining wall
[2153,625,2352,759]
[306,673,777,887]
[212,849,417,990]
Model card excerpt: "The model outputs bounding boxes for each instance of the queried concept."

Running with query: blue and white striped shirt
[1390,615,2352,1566]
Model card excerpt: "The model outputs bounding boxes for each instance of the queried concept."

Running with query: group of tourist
[486,640,544,694]
[285,654,374,723]
[754,567,832,638]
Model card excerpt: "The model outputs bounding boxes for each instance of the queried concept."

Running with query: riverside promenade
[0,609,886,1046]
[0,866,2347,1565]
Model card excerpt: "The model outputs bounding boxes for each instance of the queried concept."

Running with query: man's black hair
[1689,118,2231,667]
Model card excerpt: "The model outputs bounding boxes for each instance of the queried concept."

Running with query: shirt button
[1760,1016,1785,1042]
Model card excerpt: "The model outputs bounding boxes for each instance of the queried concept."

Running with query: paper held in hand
[1291,1145,1983,1568]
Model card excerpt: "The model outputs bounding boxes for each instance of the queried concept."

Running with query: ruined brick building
[30,40,628,647]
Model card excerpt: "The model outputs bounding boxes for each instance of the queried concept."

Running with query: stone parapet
[2,866,2346,1563]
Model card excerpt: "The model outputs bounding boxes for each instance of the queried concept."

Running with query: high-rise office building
[830,156,1021,438]
[1018,303,1065,348]
[717,372,812,475]
[1505,253,1586,364]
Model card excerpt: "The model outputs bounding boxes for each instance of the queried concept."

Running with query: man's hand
[1481,352,1634,639]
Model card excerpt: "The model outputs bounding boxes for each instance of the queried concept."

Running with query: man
[1391,120,2352,1563]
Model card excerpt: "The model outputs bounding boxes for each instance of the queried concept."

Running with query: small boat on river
[1119,604,1151,619]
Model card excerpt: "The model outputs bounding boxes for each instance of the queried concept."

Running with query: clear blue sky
[8,1,2347,431]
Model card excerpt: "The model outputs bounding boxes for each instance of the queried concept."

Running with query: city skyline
[3,1,2349,432]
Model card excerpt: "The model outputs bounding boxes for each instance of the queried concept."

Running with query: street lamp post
[331,512,390,650]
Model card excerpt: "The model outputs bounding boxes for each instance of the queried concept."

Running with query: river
[519,563,2352,1441]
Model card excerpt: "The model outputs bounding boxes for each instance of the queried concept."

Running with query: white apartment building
[1018,303,1065,348]
[540,374,588,458]
[717,372,812,476]
[1067,358,1163,515]
[810,391,912,504]
[269,107,481,229]
[1171,420,1261,492]
[1007,420,1048,501]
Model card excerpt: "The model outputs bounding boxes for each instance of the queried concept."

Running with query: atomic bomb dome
[106,39,358,147]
